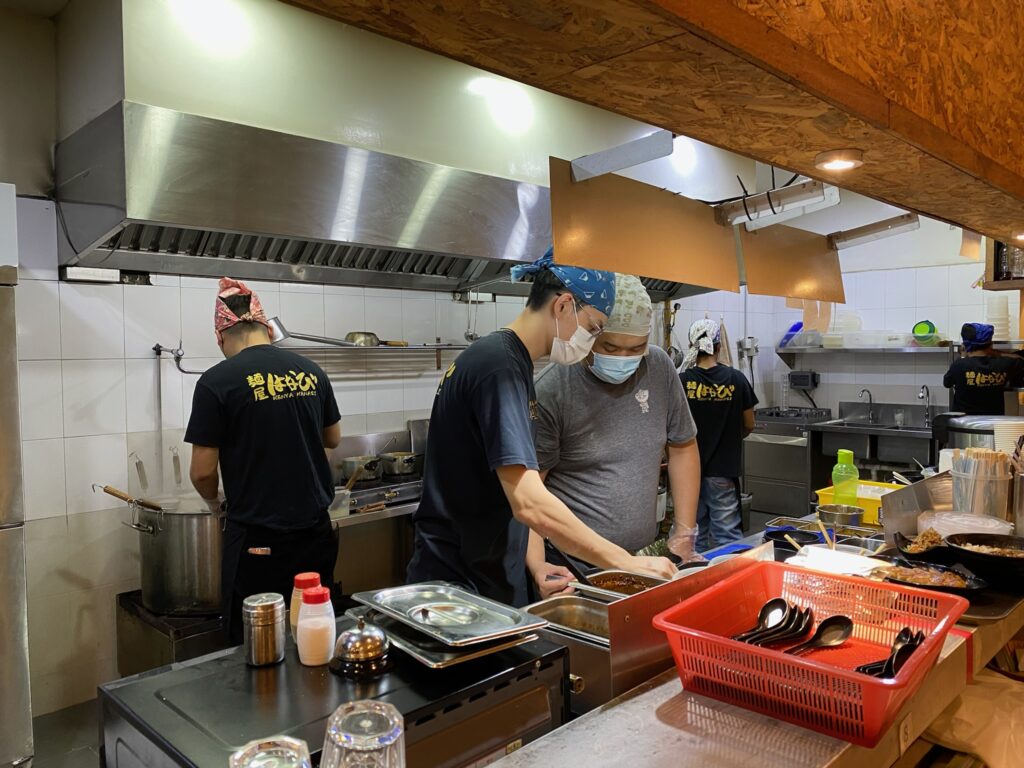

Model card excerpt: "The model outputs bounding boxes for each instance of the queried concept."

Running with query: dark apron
[221,515,338,644]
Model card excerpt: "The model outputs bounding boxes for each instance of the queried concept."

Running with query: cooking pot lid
[334,618,389,661]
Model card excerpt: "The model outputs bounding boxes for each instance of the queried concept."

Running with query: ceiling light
[1015,233,1024,241]
[814,149,864,172]
[827,213,920,250]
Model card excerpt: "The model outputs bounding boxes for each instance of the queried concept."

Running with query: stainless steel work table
[497,549,1024,767]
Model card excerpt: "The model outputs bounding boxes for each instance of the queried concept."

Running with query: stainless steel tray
[523,595,609,645]
[569,569,667,602]
[765,515,881,539]
[344,607,539,668]
[351,583,548,646]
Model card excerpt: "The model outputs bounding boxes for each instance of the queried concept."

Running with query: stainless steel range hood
[54,101,705,301]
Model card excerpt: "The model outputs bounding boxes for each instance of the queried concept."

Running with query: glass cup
[230,736,311,768]
[894,409,905,428]
[321,701,405,768]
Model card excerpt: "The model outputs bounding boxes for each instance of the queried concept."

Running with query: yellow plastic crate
[814,480,902,526]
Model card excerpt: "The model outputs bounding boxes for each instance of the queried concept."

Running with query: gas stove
[345,477,423,509]
[754,406,833,436]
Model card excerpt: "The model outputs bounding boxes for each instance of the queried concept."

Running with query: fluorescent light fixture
[743,184,841,231]
[571,130,674,182]
[814,149,864,172]
[714,179,831,227]
[827,213,920,250]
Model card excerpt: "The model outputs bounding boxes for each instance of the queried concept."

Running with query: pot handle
[121,519,155,535]
[401,455,417,466]
[94,484,163,511]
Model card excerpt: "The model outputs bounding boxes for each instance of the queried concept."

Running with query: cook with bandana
[528,275,702,598]
[185,278,342,643]
[406,251,676,606]
[944,322,1024,415]
[679,318,758,550]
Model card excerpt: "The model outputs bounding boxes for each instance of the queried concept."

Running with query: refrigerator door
[0,526,32,766]
[0,286,22,526]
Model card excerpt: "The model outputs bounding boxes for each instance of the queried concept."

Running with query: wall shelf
[775,345,950,366]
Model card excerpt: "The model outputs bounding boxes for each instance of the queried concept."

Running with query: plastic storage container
[951,469,1011,517]
[815,480,902,526]
[290,572,321,641]
[832,449,860,506]
[296,586,336,666]
[652,562,967,747]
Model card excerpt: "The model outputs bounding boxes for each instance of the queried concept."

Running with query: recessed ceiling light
[1015,232,1024,241]
[814,149,864,172]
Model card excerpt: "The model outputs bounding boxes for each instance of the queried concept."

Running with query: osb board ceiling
[286,0,1024,242]
[548,157,740,292]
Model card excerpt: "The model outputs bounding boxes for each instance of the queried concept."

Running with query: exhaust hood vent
[57,101,707,302]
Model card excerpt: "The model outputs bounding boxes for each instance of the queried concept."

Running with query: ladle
[784,615,853,656]
[732,598,789,641]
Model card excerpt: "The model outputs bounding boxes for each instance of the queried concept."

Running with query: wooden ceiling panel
[284,0,686,81]
[286,0,1024,242]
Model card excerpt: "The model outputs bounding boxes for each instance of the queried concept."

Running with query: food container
[242,593,286,667]
[338,455,382,482]
[815,481,901,525]
[653,561,968,746]
[763,529,819,561]
[951,469,1011,517]
[378,451,420,477]
[817,503,865,527]
[570,570,667,601]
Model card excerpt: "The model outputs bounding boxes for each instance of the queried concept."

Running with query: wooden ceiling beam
[284,0,1024,242]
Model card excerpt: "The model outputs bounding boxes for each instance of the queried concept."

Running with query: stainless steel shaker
[242,593,286,666]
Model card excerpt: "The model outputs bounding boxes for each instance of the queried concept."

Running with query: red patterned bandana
[214,277,270,343]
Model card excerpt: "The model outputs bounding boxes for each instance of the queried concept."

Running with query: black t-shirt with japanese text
[943,354,1024,415]
[407,330,539,607]
[185,345,340,530]
[679,363,758,478]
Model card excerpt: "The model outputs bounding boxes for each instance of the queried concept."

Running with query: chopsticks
[816,520,835,550]
[784,534,805,552]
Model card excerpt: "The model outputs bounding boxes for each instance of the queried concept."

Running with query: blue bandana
[510,247,616,317]
[961,322,994,351]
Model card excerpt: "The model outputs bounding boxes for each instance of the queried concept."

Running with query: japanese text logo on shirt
[965,370,1008,388]
[684,381,736,402]
[247,370,319,402]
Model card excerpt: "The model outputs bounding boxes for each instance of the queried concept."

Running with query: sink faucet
[918,385,931,428]
[859,388,875,424]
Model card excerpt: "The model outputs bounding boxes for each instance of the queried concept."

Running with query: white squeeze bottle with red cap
[290,572,321,640]
[296,586,335,666]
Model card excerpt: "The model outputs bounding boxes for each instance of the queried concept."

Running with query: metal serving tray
[765,515,880,540]
[569,570,667,602]
[344,607,539,668]
[523,595,609,645]
[351,583,548,646]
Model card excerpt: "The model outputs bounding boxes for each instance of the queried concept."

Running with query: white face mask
[551,302,596,365]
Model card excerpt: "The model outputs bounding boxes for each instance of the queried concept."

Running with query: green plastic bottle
[832,449,860,506]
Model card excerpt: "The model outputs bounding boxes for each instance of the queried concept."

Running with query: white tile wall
[124,284,181,358]
[61,359,127,437]
[22,438,67,520]
[64,433,128,515]
[16,279,61,359]
[125,359,184,433]
[19,360,63,440]
[59,283,125,359]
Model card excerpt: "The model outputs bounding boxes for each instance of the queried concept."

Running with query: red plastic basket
[652,562,967,746]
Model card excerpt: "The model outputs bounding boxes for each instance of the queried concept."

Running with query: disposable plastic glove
[667,523,707,564]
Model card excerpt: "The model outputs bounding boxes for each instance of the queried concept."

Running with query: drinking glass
[321,701,405,768]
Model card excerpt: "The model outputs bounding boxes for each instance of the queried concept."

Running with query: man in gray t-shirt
[527,275,701,598]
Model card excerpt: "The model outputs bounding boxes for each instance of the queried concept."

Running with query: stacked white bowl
[986,294,1010,340]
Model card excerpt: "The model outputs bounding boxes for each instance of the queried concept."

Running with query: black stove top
[100,617,568,767]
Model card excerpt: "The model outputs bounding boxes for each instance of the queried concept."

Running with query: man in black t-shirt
[944,322,1024,415]
[406,251,675,606]
[185,278,341,642]
[679,319,758,550]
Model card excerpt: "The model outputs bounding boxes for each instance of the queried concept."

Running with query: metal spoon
[733,598,789,641]
[783,615,854,656]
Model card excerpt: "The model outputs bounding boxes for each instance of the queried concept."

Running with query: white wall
[56,0,124,140]
[0,8,56,195]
